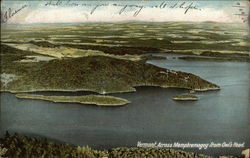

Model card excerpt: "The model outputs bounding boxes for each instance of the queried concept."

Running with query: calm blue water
[1,54,249,156]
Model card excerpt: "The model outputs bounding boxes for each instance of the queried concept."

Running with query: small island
[172,94,199,101]
[16,94,130,106]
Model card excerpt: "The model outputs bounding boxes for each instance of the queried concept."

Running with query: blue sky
[1,0,249,24]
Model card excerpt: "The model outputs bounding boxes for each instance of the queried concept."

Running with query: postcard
[0,0,249,157]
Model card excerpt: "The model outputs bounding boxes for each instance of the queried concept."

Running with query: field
[1,22,249,56]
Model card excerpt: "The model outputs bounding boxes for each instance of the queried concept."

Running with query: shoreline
[0,84,220,94]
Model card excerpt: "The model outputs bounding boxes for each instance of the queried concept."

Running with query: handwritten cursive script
[1,5,28,23]
[44,0,201,17]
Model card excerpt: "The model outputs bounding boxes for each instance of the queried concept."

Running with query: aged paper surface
[1,0,249,157]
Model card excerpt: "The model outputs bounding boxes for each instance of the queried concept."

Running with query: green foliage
[1,133,243,158]
[109,147,213,158]
[0,145,8,158]
[1,132,108,158]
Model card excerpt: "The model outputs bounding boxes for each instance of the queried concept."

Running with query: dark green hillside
[1,50,219,93]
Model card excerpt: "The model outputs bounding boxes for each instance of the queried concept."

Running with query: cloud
[24,7,85,24]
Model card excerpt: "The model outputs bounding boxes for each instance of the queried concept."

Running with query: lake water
[1,54,249,156]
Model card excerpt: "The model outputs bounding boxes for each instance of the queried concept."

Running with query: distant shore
[178,56,250,62]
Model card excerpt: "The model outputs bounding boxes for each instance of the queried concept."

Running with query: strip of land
[172,94,199,101]
[16,94,130,106]
[179,56,250,62]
